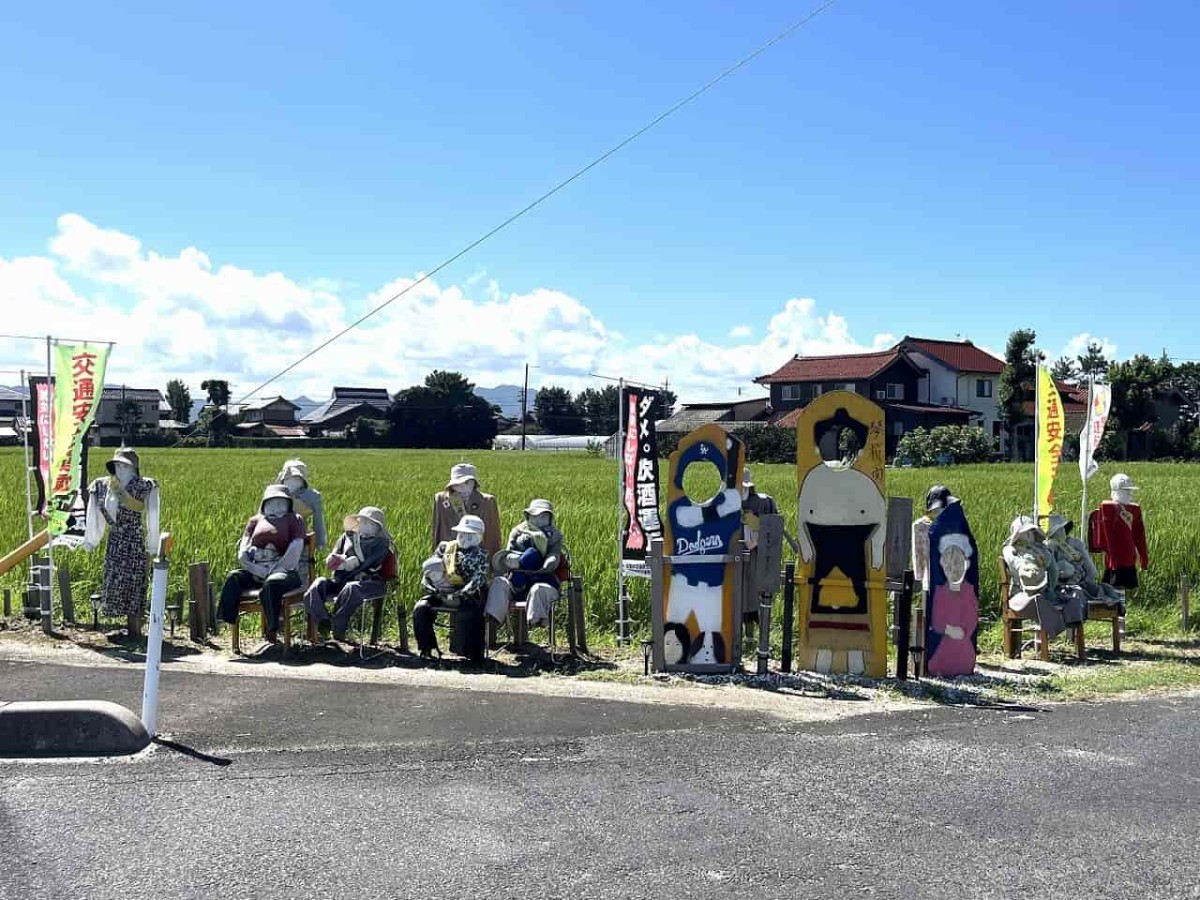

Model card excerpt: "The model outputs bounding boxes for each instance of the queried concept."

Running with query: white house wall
[906,349,1005,452]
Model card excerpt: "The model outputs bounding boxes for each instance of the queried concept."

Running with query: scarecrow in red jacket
[1088,473,1149,593]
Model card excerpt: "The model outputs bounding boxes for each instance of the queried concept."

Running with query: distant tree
[651,388,678,421]
[201,379,230,409]
[576,385,619,435]
[534,385,584,435]
[166,379,192,425]
[389,370,498,449]
[1050,356,1079,383]
[1076,341,1110,380]
[115,399,141,445]
[998,328,1038,461]
[1108,354,1173,459]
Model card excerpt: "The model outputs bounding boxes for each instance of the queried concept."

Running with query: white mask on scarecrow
[938,535,971,592]
[529,512,551,530]
[457,531,482,550]
[284,475,306,495]
[113,462,136,488]
[263,498,290,519]
[452,478,476,497]
[357,517,381,538]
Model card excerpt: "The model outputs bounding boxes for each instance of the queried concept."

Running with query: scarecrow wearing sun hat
[413,514,492,659]
[304,506,392,642]
[1002,514,1079,639]
[83,448,162,636]
[486,498,565,629]
[431,462,502,558]
[277,458,327,551]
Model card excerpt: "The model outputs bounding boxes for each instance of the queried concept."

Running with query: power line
[234,0,844,405]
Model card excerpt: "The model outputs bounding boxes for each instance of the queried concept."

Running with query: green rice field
[0,448,1194,648]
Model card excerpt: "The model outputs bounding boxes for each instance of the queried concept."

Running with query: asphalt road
[3,661,1198,900]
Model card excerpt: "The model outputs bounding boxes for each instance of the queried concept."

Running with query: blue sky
[0,1,1197,400]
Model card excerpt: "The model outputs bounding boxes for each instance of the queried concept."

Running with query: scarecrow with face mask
[413,514,492,659]
[305,506,392,642]
[82,448,162,636]
[277,458,327,551]
[432,463,502,559]
[486,499,564,628]
[218,484,307,643]
[1046,513,1124,610]
[1003,515,1081,639]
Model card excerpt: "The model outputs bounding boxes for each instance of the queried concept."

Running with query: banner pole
[20,369,34,542]
[1081,373,1093,530]
[43,336,54,633]
[616,378,627,646]
[1032,351,1039,522]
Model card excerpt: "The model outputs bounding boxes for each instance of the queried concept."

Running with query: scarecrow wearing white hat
[82,447,162,637]
[432,462,502,559]
[413,514,492,659]
[277,458,327,551]
[1086,473,1149,592]
[1002,515,1077,639]
[1046,513,1124,610]
[218,484,307,643]
[486,498,565,628]
[305,506,393,641]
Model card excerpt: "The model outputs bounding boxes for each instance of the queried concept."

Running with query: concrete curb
[0,700,150,757]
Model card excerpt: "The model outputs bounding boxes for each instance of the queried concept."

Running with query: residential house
[656,397,772,434]
[0,386,24,445]
[235,396,307,440]
[755,349,974,457]
[302,386,392,437]
[95,387,165,441]
[894,337,1006,446]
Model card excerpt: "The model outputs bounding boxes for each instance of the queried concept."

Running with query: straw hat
[524,498,554,518]
[348,506,389,538]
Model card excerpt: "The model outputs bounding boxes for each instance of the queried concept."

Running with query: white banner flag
[1079,383,1112,482]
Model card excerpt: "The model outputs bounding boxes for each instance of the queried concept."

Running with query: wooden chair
[998,557,1084,662]
[1088,602,1123,655]
[231,533,317,655]
[357,547,401,659]
[489,552,585,655]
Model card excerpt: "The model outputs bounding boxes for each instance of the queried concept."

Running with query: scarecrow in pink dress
[925,499,979,677]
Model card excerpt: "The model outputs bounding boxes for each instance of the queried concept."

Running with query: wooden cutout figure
[660,424,745,670]
[794,392,887,677]
[925,500,979,677]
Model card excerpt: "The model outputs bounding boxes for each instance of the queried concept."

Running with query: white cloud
[1062,332,1118,363]
[0,214,897,404]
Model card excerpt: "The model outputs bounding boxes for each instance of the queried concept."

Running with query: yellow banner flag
[1036,365,1065,519]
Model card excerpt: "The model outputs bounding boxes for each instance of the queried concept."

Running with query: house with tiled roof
[755,348,977,457]
[894,336,1006,449]
[302,386,392,436]
[656,397,772,434]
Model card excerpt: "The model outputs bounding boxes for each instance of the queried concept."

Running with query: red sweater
[1089,502,1148,570]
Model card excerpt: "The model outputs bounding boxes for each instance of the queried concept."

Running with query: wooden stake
[781,562,796,674]
[3,588,10,617]
[57,559,75,625]
[1181,574,1191,633]
[188,562,210,641]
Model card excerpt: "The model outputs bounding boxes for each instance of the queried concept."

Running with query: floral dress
[87,476,158,617]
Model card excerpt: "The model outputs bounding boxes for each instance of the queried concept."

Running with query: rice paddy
[0,448,1194,647]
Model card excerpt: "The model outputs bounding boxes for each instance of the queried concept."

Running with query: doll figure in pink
[925,532,979,677]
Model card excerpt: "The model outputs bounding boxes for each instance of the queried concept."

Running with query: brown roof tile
[756,349,910,384]
[899,337,1004,374]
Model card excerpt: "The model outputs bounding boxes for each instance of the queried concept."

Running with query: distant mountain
[476,384,525,418]
[290,395,321,419]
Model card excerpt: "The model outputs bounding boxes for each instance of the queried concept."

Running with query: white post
[1081,373,1094,529]
[616,377,627,646]
[141,558,169,737]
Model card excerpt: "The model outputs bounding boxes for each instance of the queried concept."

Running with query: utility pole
[520,363,529,451]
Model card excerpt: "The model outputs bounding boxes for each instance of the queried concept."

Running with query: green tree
[166,379,192,425]
[1050,356,1078,383]
[998,328,1038,461]
[115,398,141,445]
[1108,354,1173,459]
[389,370,498,449]
[201,379,230,408]
[534,385,583,435]
[651,388,677,422]
[576,385,619,435]
[1076,341,1110,379]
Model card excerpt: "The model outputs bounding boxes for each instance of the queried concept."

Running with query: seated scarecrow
[413,514,491,660]
[304,506,392,642]
[485,499,565,629]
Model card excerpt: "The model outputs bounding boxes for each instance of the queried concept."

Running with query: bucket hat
[524,498,554,517]
[106,447,140,477]
[447,463,478,488]
[452,514,486,536]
